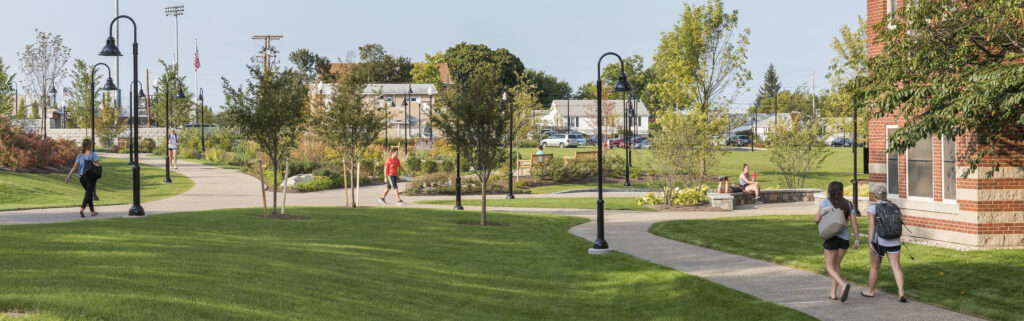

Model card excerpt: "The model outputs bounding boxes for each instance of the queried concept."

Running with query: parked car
[540,133,587,148]
[610,136,629,148]
[726,134,751,147]
[631,137,650,149]
[412,133,433,139]
[830,138,854,147]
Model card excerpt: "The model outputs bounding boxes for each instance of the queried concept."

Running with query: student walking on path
[65,139,102,218]
[168,129,180,169]
[815,181,859,302]
[861,185,908,302]
[378,149,407,206]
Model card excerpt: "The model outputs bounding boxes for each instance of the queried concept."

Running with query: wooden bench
[518,154,547,176]
[564,151,599,164]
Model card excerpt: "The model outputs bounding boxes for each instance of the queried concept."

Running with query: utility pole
[811,71,816,118]
[165,5,184,67]
[252,35,283,72]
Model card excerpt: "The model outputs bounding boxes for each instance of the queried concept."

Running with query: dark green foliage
[405,155,422,172]
[421,159,438,173]
[0,57,16,116]
[151,60,195,128]
[525,68,571,107]
[349,43,412,83]
[440,42,524,89]
[289,48,333,83]
[756,64,781,105]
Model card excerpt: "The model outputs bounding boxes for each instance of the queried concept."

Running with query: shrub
[438,158,455,172]
[0,119,78,170]
[295,175,335,192]
[118,147,131,154]
[405,155,422,172]
[204,147,225,163]
[531,158,597,183]
[421,159,438,173]
[636,186,709,206]
[141,138,156,153]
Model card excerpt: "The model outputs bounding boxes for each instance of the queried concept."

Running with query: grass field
[0,157,193,211]
[527,182,650,194]
[0,207,811,320]
[649,215,1024,321]
[521,146,858,190]
[417,197,653,211]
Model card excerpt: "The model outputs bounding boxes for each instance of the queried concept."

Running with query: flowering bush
[636,186,710,206]
[0,118,77,170]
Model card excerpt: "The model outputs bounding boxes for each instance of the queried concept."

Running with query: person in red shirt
[379,149,407,205]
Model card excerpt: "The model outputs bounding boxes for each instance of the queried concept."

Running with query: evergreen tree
[0,57,15,116]
[66,59,101,128]
[16,98,28,119]
[758,64,782,107]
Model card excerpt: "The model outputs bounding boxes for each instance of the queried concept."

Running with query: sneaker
[93,194,100,201]
[378,197,386,205]
[397,200,406,206]
[754,200,764,205]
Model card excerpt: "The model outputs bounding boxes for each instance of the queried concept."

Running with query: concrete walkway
[0,155,982,321]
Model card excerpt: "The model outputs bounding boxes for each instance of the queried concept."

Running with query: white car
[540,133,586,148]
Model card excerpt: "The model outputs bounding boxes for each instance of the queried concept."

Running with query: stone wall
[11,120,169,146]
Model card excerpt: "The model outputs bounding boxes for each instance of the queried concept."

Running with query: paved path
[0,155,982,320]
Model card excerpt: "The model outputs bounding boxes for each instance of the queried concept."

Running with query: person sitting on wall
[717,176,744,193]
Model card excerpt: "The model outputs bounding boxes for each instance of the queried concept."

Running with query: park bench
[563,151,599,164]
[707,188,820,211]
[518,154,547,176]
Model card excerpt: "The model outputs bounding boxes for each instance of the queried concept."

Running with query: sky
[0,0,866,112]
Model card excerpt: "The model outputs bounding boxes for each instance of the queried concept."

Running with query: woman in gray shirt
[861,185,907,302]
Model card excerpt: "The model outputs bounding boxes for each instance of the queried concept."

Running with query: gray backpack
[875,202,903,239]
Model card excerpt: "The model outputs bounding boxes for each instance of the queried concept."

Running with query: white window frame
[885,125,900,199]
[906,135,935,202]
[886,0,898,29]
[941,138,957,204]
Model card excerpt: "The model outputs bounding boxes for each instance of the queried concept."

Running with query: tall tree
[16,97,28,119]
[509,71,542,152]
[311,65,387,208]
[754,86,818,116]
[651,0,751,113]
[66,59,101,128]
[524,68,571,107]
[757,64,781,108]
[862,0,1024,176]
[94,92,124,149]
[0,58,15,116]
[432,69,508,225]
[18,30,70,115]
[824,16,868,143]
[222,65,309,216]
[151,60,195,128]
[350,43,413,83]
[288,48,333,83]
[440,42,524,89]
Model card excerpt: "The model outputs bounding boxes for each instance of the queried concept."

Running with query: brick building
[866,0,1024,248]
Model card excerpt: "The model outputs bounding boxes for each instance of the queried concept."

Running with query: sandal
[91,211,99,217]
[899,296,907,303]
[828,296,838,301]
[860,290,875,298]
[79,209,85,218]
[840,283,851,302]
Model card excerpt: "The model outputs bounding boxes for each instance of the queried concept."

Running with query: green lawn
[418,196,653,211]
[649,215,1024,321]
[0,207,811,320]
[521,147,858,190]
[0,157,194,211]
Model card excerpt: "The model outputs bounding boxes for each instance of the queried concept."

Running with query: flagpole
[194,38,198,126]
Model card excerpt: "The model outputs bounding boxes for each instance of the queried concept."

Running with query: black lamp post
[504,92,515,199]
[89,63,117,145]
[100,14,145,216]
[751,103,757,152]
[160,77,186,184]
[403,85,411,154]
[623,94,634,187]
[198,88,205,154]
[452,71,466,210]
[591,52,632,254]
[565,94,571,133]
[46,85,56,138]
[387,98,394,149]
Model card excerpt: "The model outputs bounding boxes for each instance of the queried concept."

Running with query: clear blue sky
[1,0,865,112]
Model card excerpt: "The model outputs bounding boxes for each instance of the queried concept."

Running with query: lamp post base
[163,177,173,184]
[453,204,464,210]
[588,248,615,255]
[505,194,515,199]
[623,181,631,187]
[127,205,146,217]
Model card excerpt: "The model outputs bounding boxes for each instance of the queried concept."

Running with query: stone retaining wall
[708,189,821,211]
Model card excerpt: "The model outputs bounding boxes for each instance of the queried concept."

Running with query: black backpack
[874,202,903,239]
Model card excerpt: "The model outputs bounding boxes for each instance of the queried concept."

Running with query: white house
[312,83,439,139]
[540,99,651,136]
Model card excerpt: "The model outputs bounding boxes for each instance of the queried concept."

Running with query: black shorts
[823,236,850,250]
[386,176,399,189]
[871,242,901,256]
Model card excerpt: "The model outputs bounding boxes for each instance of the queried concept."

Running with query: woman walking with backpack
[861,185,907,302]
[815,181,859,302]
[65,139,101,218]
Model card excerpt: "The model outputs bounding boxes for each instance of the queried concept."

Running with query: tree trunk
[480,180,487,226]
[272,157,279,215]
[343,157,349,207]
[258,158,268,217]
[355,160,361,208]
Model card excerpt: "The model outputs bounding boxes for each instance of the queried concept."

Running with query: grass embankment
[0,157,193,211]
[520,147,857,190]
[649,215,1024,321]
[0,207,812,320]
[417,197,654,211]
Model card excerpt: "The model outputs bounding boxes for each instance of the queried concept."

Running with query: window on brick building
[907,136,933,198]
[886,0,899,29]
[887,127,899,195]
[943,138,956,200]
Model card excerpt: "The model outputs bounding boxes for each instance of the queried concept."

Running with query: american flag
[194,46,201,71]
[63,87,72,97]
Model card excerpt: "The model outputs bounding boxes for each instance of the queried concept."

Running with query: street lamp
[198,88,205,154]
[504,91,514,199]
[100,14,145,216]
[591,52,632,255]
[46,85,56,138]
[452,71,467,210]
[565,93,571,133]
[89,63,117,145]
[623,93,635,187]
[403,84,411,154]
[160,76,186,184]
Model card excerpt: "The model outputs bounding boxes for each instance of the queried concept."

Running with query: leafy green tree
[350,43,412,83]
[411,61,442,89]
[288,48,333,83]
[862,1,1024,176]
[650,0,751,113]
[151,60,195,128]
[509,71,542,152]
[16,97,28,119]
[575,82,598,100]
[524,68,571,107]
[823,16,868,144]
[222,65,309,216]
[440,42,524,89]
[94,92,124,149]
[766,116,832,188]
[650,107,732,203]
[0,57,15,116]
[66,59,101,128]
[30,102,39,119]
[18,30,70,112]
[753,86,818,116]
[311,66,387,208]
[431,69,508,225]
[600,55,656,106]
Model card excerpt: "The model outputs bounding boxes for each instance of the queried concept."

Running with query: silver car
[541,133,586,148]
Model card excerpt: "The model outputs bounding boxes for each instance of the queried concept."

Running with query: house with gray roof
[539,99,651,136]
